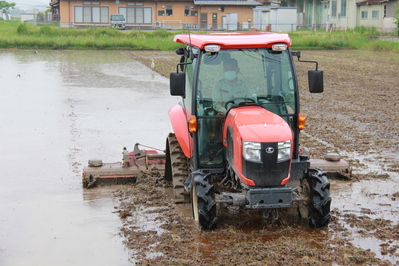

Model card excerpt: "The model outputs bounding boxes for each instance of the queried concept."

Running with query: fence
[54,21,341,32]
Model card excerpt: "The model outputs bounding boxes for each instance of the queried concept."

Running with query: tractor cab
[193,46,297,169]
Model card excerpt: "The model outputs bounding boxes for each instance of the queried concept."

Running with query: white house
[356,0,396,32]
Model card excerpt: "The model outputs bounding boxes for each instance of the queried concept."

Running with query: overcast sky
[11,0,51,11]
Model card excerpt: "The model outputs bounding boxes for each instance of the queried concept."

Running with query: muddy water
[0,50,178,266]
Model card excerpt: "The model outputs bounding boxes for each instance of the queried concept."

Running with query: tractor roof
[173,32,292,50]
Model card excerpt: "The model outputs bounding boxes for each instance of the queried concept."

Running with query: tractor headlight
[277,141,291,162]
[243,141,261,163]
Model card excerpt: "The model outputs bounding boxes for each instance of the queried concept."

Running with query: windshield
[111,15,124,21]
[194,48,297,168]
[197,48,296,117]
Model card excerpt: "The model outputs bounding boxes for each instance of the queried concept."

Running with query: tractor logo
[266,147,274,154]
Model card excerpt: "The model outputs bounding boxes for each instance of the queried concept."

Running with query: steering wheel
[225,97,256,109]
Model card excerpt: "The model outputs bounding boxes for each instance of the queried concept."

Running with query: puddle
[303,120,399,264]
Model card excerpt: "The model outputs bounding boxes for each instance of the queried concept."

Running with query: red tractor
[166,32,331,230]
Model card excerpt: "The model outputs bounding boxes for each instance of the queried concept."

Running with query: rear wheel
[165,133,190,203]
[191,172,218,231]
[301,168,331,228]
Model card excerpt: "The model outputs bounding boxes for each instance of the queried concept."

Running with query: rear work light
[272,44,287,51]
[204,44,221,52]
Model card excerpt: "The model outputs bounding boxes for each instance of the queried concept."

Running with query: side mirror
[308,69,324,93]
[170,72,185,97]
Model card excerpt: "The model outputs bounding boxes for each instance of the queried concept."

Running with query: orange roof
[173,32,292,49]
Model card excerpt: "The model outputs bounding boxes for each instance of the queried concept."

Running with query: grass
[0,20,183,50]
[290,27,399,52]
[0,20,398,52]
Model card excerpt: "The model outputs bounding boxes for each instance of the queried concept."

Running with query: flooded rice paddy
[0,49,177,265]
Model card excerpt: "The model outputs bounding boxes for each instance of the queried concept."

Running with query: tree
[393,1,399,36]
[37,12,44,22]
[0,1,16,15]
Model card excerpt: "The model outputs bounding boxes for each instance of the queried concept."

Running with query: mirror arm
[175,62,192,73]
[297,56,319,71]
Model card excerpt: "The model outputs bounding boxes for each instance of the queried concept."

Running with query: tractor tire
[301,168,331,228]
[165,133,190,203]
[191,172,218,231]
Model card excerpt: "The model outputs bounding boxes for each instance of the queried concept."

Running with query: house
[281,0,397,32]
[356,0,396,32]
[50,0,261,30]
[320,0,396,32]
[320,0,357,30]
[49,0,397,32]
[253,6,298,31]
[50,0,60,22]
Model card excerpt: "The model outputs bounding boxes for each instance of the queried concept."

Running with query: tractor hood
[224,106,293,143]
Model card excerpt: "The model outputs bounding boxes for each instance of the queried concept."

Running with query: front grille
[242,142,290,187]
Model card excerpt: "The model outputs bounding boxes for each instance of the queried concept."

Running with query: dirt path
[114,50,399,265]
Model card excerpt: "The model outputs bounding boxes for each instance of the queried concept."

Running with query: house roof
[174,32,292,49]
[194,0,261,5]
[356,0,388,5]
[50,0,59,6]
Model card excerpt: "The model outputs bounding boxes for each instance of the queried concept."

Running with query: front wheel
[191,172,218,231]
[300,169,331,228]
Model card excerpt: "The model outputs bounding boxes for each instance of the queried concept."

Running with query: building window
[372,10,379,19]
[331,1,337,17]
[119,7,152,23]
[166,5,173,16]
[361,11,368,19]
[340,0,346,17]
[221,7,225,12]
[83,1,100,4]
[191,11,198,16]
[185,6,190,16]
[75,6,108,23]
[383,4,386,18]
[158,10,165,16]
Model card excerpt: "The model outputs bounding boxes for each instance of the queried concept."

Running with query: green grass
[289,27,399,52]
[0,20,398,52]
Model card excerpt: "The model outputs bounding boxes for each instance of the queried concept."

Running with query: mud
[116,50,399,265]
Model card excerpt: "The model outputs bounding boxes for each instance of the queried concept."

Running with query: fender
[168,104,192,158]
